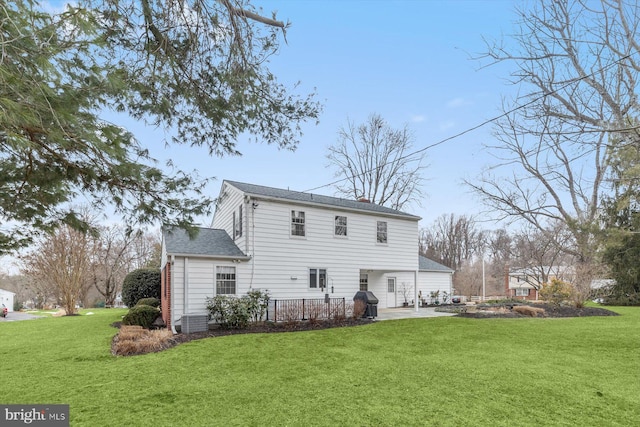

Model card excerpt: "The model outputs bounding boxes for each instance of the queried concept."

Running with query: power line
[303,52,636,195]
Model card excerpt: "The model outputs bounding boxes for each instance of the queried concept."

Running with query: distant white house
[0,288,15,312]
[160,180,454,329]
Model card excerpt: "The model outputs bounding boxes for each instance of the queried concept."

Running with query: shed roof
[224,180,421,220]
[419,255,454,273]
[163,227,248,258]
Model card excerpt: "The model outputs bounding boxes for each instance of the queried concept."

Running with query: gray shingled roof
[163,227,248,258]
[225,180,421,220]
[419,255,454,272]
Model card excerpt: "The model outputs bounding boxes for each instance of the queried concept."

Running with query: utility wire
[303,52,637,195]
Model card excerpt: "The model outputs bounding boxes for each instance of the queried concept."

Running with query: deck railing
[267,297,346,322]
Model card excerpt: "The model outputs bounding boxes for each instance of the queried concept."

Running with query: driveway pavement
[0,311,45,322]
[376,307,457,320]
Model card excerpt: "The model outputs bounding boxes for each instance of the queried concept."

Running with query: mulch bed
[456,303,618,319]
[111,318,374,354]
[171,317,374,345]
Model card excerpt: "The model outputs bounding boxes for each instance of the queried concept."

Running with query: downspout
[414,270,419,312]
[184,257,189,314]
[170,255,177,334]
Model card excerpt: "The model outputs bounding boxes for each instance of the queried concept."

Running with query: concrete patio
[375,307,457,321]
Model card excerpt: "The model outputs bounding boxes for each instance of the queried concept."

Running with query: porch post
[414,270,419,312]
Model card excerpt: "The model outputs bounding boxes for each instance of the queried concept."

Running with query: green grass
[1,308,639,426]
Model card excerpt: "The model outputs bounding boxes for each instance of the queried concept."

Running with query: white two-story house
[161,180,452,329]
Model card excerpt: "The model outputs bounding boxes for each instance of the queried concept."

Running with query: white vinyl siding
[245,199,418,301]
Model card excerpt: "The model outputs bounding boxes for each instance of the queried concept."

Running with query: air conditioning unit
[181,314,209,334]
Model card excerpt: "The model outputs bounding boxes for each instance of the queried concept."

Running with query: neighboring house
[505,266,573,301]
[161,180,453,329]
[0,288,15,312]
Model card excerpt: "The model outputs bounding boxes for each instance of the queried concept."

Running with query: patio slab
[375,307,457,321]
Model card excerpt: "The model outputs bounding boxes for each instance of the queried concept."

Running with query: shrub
[206,296,250,329]
[351,299,367,319]
[136,297,160,308]
[122,305,161,329]
[540,278,573,306]
[206,289,270,328]
[122,268,161,308]
[244,289,270,322]
[112,326,175,356]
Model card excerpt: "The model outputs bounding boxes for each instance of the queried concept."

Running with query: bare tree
[327,114,425,210]
[467,0,640,279]
[419,214,484,271]
[21,226,94,315]
[90,226,161,307]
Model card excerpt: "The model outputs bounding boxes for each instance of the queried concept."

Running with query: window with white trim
[309,268,327,289]
[360,273,368,291]
[335,215,347,236]
[291,210,305,237]
[216,266,236,294]
[234,205,243,238]
[515,288,530,296]
[377,221,387,243]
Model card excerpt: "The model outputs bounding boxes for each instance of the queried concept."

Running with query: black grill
[353,291,379,318]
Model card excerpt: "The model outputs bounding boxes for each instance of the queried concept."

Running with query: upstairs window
[335,215,347,236]
[235,205,243,238]
[377,221,387,243]
[291,210,305,237]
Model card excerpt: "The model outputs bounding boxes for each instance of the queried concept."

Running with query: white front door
[387,277,396,308]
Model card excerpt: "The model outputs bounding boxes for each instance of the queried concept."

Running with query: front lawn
[1,307,638,426]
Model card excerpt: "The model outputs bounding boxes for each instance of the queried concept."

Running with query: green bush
[136,297,160,308]
[122,268,161,308]
[122,305,161,329]
[206,296,250,329]
[205,290,270,329]
[540,278,573,306]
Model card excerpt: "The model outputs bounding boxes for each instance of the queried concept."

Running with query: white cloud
[439,120,455,131]
[446,97,472,108]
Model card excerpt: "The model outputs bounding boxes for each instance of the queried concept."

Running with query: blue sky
[100,1,520,228]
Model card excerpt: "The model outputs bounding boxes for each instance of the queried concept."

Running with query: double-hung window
[309,268,327,289]
[335,215,347,236]
[377,221,388,243]
[234,205,243,238]
[515,288,530,297]
[291,210,305,237]
[216,266,236,295]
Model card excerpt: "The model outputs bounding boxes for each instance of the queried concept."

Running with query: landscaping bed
[447,303,619,318]
[112,317,373,356]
